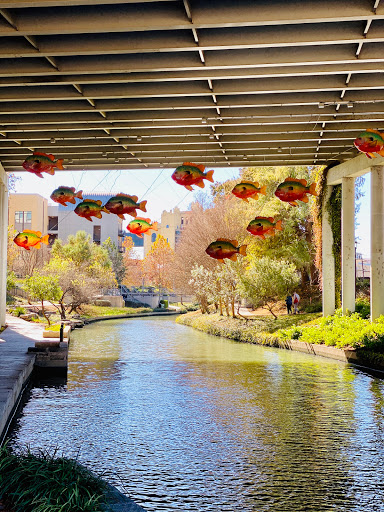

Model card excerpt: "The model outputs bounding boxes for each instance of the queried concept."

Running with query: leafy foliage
[0,444,107,512]
[102,237,125,284]
[23,273,63,325]
[142,234,174,290]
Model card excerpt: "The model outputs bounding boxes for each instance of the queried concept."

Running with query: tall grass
[0,444,108,512]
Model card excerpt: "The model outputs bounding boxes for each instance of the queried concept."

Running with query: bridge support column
[341,177,355,314]
[322,185,335,316]
[0,165,8,328]
[371,166,384,320]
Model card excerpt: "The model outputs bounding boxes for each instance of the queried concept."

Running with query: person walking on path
[293,292,300,314]
[285,294,292,315]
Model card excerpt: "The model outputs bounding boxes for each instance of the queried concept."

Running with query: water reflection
[8,317,384,511]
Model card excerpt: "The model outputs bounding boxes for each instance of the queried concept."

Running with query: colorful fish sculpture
[231,181,267,202]
[274,178,317,206]
[13,230,49,251]
[127,217,158,238]
[50,186,83,206]
[74,199,109,222]
[205,238,247,263]
[246,217,283,239]
[22,152,64,178]
[104,194,147,219]
[354,129,384,159]
[172,162,214,191]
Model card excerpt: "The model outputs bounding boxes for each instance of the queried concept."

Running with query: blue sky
[11,166,371,258]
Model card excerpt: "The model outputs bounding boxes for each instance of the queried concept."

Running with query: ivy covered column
[341,177,355,314]
[371,166,384,320]
[0,165,8,327]
[322,185,336,316]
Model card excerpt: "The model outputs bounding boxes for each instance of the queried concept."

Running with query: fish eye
[257,223,262,227]
[34,159,40,163]
[369,137,374,141]
[288,186,294,190]
[60,192,64,195]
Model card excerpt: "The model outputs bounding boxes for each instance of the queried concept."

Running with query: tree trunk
[41,299,50,326]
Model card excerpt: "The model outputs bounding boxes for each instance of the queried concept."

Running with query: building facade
[143,207,192,256]
[8,194,48,234]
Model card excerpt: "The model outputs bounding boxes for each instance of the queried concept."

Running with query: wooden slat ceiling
[1,0,384,172]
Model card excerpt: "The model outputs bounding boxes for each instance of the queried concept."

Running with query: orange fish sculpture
[13,230,49,251]
[128,218,158,238]
[354,129,384,159]
[50,186,83,206]
[74,199,109,222]
[22,152,64,178]
[274,178,317,206]
[231,181,267,202]
[172,162,214,191]
[246,217,283,239]
[104,194,147,219]
[205,238,247,263]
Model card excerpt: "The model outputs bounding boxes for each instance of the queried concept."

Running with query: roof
[0,0,383,172]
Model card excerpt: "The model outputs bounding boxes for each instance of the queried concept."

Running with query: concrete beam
[371,166,384,320]
[341,177,355,313]
[0,164,7,327]
[327,153,384,185]
[322,185,336,316]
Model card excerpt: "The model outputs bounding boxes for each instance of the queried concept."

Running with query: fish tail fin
[35,243,41,249]
[41,235,50,245]
[205,169,214,183]
[139,200,147,212]
[275,220,283,231]
[76,190,83,200]
[56,159,64,170]
[309,182,318,196]
[378,150,384,157]
[238,244,247,256]
[152,222,158,231]
[259,185,267,195]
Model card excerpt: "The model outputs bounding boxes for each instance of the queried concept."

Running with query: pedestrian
[293,291,300,314]
[285,294,292,315]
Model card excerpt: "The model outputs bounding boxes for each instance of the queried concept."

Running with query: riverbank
[176,311,384,372]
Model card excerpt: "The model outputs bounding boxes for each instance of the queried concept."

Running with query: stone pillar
[322,185,336,316]
[341,177,355,314]
[0,165,8,328]
[371,166,384,320]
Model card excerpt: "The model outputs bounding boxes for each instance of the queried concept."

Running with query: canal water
[8,316,384,511]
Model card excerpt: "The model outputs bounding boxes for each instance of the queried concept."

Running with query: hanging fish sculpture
[74,199,109,222]
[172,162,214,191]
[231,181,267,202]
[22,152,64,178]
[246,217,283,239]
[354,129,384,159]
[13,230,49,251]
[104,194,147,219]
[205,238,247,263]
[50,186,83,206]
[128,218,158,238]
[274,178,317,206]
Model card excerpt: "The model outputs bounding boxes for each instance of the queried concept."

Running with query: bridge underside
[0,0,383,172]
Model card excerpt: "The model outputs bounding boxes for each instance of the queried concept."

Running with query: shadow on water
[7,317,384,511]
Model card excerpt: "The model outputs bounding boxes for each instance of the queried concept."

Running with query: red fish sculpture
[205,238,247,263]
[13,230,49,250]
[231,181,267,202]
[50,186,83,206]
[246,217,282,239]
[74,199,109,222]
[275,178,317,206]
[354,129,384,159]
[128,218,158,238]
[172,162,214,191]
[104,194,147,219]
[22,152,64,178]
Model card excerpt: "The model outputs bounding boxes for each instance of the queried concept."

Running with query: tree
[142,235,174,291]
[239,256,300,318]
[189,264,216,314]
[23,273,63,325]
[102,237,125,284]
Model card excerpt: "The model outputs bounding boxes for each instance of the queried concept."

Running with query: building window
[93,225,101,244]
[48,216,58,231]
[151,233,157,243]
[48,234,58,246]
[15,211,32,232]
[166,224,169,228]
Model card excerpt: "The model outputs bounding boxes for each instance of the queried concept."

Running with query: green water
[9,316,384,511]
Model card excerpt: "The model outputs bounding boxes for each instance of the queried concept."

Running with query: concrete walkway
[0,314,45,440]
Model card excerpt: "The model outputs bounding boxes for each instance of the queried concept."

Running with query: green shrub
[302,301,322,313]
[0,444,107,512]
[11,306,26,317]
[355,297,370,319]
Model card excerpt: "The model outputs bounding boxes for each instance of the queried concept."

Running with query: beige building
[143,207,192,256]
[8,194,48,234]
